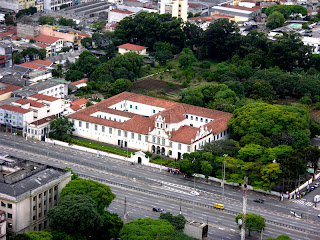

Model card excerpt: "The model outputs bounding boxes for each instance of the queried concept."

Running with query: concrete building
[12,80,68,99]
[184,221,208,240]
[27,115,56,140]
[17,22,40,39]
[29,34,64,57]
[211,5,256,22]
[117,43,148,55]
[0,153,71,235]
[158,0,188,21]
[68,92,232,160]
[44,0,73,11]
[0,42,13,69]
[0,210,6,240]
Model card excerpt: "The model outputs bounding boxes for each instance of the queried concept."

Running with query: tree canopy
[48,194,103,239]
[49,116,74,142]
[60,178,116,214]
[235,213,265,236]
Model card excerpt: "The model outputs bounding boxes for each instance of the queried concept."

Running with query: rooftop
[71,98,88,106]
[33,34,62,44]
[118,43,148,51]
[29,93,59,102]
[0,153,70,197]
[0,104,31,114]
[111,8,134,14]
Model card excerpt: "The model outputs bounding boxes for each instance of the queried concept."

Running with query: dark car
[310,186,315,191]
[254,199,264,203]
[153,207,164,212]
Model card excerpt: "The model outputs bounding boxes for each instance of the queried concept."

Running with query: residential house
[70,78,88,89]
[0,153,71,235]
[30,35,64,57]
[68,92,232,160]
[27,115,56,140]
[117,43,148,55]
[0,83,22,101]
[71,98,88,109]
[28,94,65,117]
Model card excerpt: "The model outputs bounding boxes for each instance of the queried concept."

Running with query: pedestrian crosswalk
[292,199,314,206]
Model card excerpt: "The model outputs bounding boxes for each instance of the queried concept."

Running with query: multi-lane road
[2,133,320,239]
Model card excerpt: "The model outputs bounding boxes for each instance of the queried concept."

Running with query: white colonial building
[68,92,232,159]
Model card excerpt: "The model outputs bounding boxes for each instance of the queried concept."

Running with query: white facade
[38,83,68,99]
[118,47,148,55]
[68,92,232,159]
[44,0,72,11]
[0,106,34,132]
[158,0,188,21]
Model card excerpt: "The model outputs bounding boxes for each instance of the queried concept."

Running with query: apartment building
[0,153,71,235]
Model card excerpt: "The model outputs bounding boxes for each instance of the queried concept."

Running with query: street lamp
[222,154,228,197]
[160,150,162,172]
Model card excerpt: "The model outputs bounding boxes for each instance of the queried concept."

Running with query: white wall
[118,47,147,55]
[38,84,68,99]
[109,100,165,116]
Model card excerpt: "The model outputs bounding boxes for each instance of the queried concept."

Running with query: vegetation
[235,213,265,236]
[16,7,37,18]
[49,116,75,142]
[60,178,116,214]
[159,212,187,231]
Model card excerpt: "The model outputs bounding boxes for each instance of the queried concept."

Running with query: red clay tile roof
[72,98,88,106]
[31,59,53,67]
[118,43,148,51]
[188,3,201,8]
[34,34,61,44]
[0,104,30,114]
[188,16,214,21]
[68,92,232,137]
[71,78,88,86]
[110,23,119,28]
[30,115,56,126]
[35,42,48,48]
[143,6,155,9]
[15,99,46,108]
[212,14,233,19]
[111,8,134,14]
[0,29,16,37]
[171,125,199,144]
[29,94,58,102]
[19,62,41,70]
[0,83,21,95]
[70,105,81,111]
[78,32,91,38]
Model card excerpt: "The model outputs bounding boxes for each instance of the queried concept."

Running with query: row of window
[1,201,12,209]
[185,114,211,123]
[0,113,22,120]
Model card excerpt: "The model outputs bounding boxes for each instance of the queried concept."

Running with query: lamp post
[160,150,162,172]
[222,154,228,197]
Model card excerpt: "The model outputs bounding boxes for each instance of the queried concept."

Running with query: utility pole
[222,154,227,197]
[241,176,248,240]
[160,151,162,172]
[123,197,127,223]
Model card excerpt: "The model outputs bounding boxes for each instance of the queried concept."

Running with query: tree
[99,212,123,240]
[203,18,241,60]
[8,233,31,240]
[178,48,197,69]
[52,64,63,78]
[159,212,187,231]
[108,52,144,77]
[201,161,213,180]
[60,178,116,214]
[239,133,271,148]
[60,4,69,9]
[111,78,133,95]
[235,213,265,236]
[65,69,84,82]
[179,159,194,176]
[203,140,239,157]
[81,37,93,49]
[228,103,311,148]
[25,231,53,240]
[155,50,174,65]
[5,14,15,26]
[49,116,74,142]
[267,11,286,29]
[64,167,79,180]
[119,218,175,239]
[48,195,103,239]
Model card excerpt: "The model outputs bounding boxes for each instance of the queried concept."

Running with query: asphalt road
[1,133,320,239]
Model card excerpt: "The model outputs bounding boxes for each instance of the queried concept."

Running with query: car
[152,207,164,212]
[318,214,320,218]
[214,203,225,210]
[191,191,200,196]
[311,186,315,191]
[290,211,301,218]
[315,183,320,188]
[254,199,264,203]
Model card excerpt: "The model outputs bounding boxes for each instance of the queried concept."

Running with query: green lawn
[71,138,133,157]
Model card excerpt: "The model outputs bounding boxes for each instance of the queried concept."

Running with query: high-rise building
[158,0,188,21]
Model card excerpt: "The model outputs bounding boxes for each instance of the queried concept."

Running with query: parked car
[318,214,320,218]
[315,183,320,188]
[254,199,264,203]
[310,186,315,191]
[152,207,164,212]
[191,191,200,196]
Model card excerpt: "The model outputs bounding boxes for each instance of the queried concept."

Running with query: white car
[314,183,320,188]
[191,191,200,196]
[290,211,301,218]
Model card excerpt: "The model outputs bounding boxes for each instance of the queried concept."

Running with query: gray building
[0,41,13,69]
[17,22,40,39]
[0,153,71,235]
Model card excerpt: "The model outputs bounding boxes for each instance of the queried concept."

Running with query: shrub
[167,82,175,87]
[313,95,320,103]
[300,96,312,105]
[182,81,189,88]
[200,60,211,69]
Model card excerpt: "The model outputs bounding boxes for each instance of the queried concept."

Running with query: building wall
[118,47,147,55]
[44,0,73,11]
[38,84,68,99]
[0,110,33,131]
[0,0,19,11]
[0,173,71,235]
[48,99,65,116]
[17,23,40,39]
[0,92,11,102]
[171,0,188,21]
[108,12,131,24]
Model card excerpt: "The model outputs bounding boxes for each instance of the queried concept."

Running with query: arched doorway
[138,157,142,164]
[161,147,165,155]
[156,146,160,154]
[152,145,155,153]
